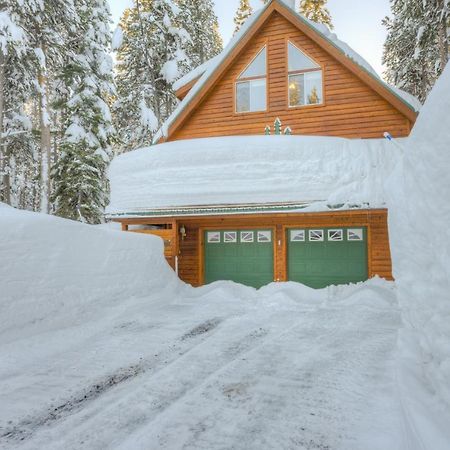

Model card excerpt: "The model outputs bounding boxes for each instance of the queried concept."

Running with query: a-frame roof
[155,0,420,143]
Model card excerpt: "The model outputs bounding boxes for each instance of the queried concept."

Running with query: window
[240,231,254,243]
[224,231,237,243]
[236,46,267,113]
[328,229,343,241]
[347,229,364,241]
[207,232,220,243]
[257,231,272,243]
[309,230,324,242]
[287,41,323,107]
[290,230,305,242]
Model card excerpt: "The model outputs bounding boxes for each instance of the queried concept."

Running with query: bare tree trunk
[437,0,449,72]
[39,44,52,214]
[438,23,449,71]
[0,50,11,205]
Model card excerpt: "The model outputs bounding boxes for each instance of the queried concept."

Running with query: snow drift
[107,135,394,215]
[387,66,450,418]
[0,203,179,338]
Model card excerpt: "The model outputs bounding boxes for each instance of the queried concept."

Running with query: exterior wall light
[180,225,187,240]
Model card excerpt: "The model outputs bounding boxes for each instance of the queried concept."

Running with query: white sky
[108,0,391,76]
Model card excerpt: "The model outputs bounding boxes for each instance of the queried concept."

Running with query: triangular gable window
[288,42,320,72]
[239,46,267,79]
[288,41,323,107]
[236,46,267,113]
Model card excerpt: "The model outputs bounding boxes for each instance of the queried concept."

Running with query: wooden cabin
[107,0,420,289]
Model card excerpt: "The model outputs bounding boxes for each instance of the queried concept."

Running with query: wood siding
[170,12,411,141]
[116,209,393,287]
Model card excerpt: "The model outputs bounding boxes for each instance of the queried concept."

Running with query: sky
[108,0,391,76]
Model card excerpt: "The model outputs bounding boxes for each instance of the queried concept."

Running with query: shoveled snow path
[0,281,407,450]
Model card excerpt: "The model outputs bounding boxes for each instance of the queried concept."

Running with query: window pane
[289,74,304,107]
[236,82,250,112]
[288,42,320,72]
[250,79,266,111]
[305,71,323,105]
[239,47,267,79]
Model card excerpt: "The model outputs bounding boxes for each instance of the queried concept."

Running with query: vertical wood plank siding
[170,12,411,141]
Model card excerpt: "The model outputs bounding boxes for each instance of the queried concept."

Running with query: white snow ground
[2,64,450,450]
[1,204,449,450]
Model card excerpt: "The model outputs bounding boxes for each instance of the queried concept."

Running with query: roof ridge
[155,0,420,143]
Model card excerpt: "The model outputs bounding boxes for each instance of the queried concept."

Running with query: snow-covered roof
[160,0,420,142]
[173,55,218,92]
[107,135,397,217]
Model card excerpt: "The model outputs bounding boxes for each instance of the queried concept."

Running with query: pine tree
[383,0,449,102]
[176,0,223,69]
[0,0,77,211]
[299,0,333,29]
[51,0,114,224]
[114,0,189,151]
[234,0,254,35]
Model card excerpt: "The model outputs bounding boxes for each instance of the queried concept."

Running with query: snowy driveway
[0,280,408,450]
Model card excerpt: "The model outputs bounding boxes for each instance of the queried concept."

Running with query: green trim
[106,202,373,219]
[108,203,311,218]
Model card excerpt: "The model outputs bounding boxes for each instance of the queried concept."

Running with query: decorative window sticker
[290,229,305,242]
[240,231,254,243]
[257,231,272,243]
[224,231,237,243]
[347,229,364,241]
[207,231,221,243]
[309,230,324,242]
[328,229,343,241]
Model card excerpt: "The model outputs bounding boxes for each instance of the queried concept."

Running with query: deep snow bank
[107,135,394,215]
[0,204,179,337]
[387,67,450,412]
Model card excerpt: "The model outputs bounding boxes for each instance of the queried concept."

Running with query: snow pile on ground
[0,204,179,339]
[387,66,450,418]
[0,205,414,449]
[107,135,394,215]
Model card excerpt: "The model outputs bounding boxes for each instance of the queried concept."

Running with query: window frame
[286,40,325,109]
[235,45,268,114]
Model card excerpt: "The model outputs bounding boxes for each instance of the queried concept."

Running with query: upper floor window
[236,46,267,113]
[288,41,323,107]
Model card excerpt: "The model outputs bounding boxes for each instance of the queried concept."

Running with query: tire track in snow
[129,305,401,450]
[6,314,282,450]
[0,318,223,447]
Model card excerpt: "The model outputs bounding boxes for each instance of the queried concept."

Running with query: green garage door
[204,230,274,288]
[287,227,368,289]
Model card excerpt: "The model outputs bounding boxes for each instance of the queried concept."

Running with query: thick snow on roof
[173,55,219,92]
[107,135,396,216]
[160,0,420,142]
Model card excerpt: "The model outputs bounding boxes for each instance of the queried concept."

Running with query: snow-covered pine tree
[114,0,189,152]
[0,0,70,210]
[0,0,28,206]
[51,0,115,224]
[176,0,223,69]
[234,0,254,35]
[299,0,333,29]
[383,0,449,102]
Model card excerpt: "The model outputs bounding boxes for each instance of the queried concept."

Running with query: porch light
[180,225,187,240]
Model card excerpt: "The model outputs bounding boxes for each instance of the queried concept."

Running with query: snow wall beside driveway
[0,204,180,335]
[387,66,450,411]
